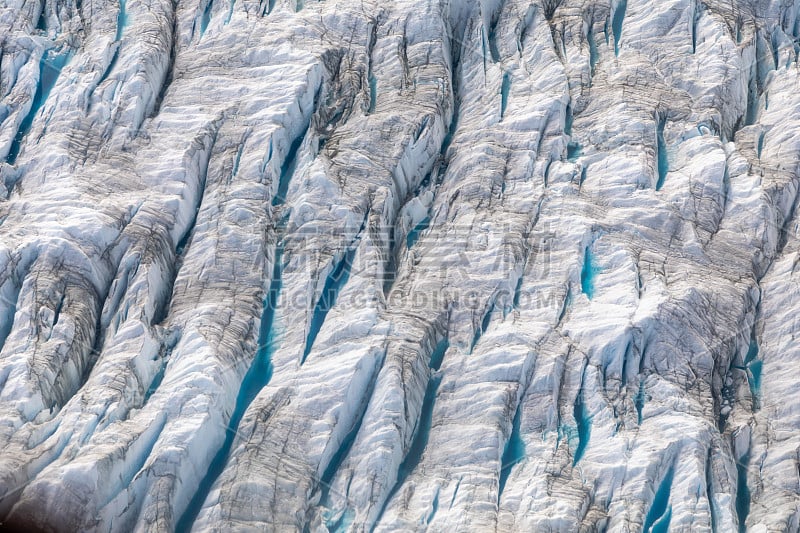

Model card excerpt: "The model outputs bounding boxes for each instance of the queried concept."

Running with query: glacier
[0,0,800,531]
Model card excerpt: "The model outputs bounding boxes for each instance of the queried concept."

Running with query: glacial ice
[0,0,800,531]
[643,465,674,533]
[5,49,71,164]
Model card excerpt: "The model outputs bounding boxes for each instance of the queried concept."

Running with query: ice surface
[176,238,281,532]
[0,0,799,531]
